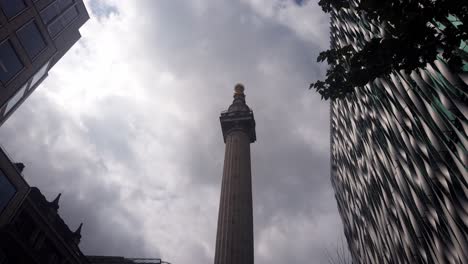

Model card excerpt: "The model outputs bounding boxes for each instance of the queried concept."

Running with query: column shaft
[214,130,254,264]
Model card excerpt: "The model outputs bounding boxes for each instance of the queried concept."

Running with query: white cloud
[241,0,330,48]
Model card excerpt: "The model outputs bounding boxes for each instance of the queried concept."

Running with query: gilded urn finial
[234,83,245,95]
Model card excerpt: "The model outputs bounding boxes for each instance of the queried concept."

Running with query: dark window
[40,0,74,25]
[17,21,46,59]
[38,240,54,263]
[40,2,60,25]
[0,40,23,83]
[0,169,16,213]
[48,6,78,37]
[0,0,26,19]
[0,104,6,117]
[17,212,35,239]
[57,0,73,10]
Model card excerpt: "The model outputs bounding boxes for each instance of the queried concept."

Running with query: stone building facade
[0,166,88,264]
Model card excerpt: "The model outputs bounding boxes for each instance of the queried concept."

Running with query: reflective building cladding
[329,2,468,264]
[0,0,89,126]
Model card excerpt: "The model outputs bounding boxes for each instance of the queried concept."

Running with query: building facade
[0,154,169,264]
[214,84,256,264]
[0,177,89,264]
[0,0,89,126]
[0,147,29,231]
[0,158,167,264]
[329,3,467,264]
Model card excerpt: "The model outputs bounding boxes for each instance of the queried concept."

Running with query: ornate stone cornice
[220,84,256,143]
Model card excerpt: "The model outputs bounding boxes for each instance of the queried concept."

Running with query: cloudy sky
[0,0,346,263]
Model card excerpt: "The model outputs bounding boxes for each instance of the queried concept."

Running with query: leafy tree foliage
[311,0,468,100]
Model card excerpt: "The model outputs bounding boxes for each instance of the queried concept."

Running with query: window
[0,0,26,19]
[29,61,49,90]
[40,0,74,25]
[0,169,16,213]
[48,6,78,37]
[17,21,46,59]
[0,104,5,117]
[17,212,35,239]
[40,2,61,25]
[5,82,27,114]
[0,40,23,83]
[57,0,73,10]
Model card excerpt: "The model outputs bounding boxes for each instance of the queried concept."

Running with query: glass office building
[0,1,89,261]
[0,0,89,126]
[329,3,467,264]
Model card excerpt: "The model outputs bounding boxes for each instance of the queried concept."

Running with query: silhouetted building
[0,147,168,264]
[0,147,29,229]
[214,84,256,264]
[0,183,88,263]
[87,256,170,264]
[0,146,85,263]
[329,3,467,264]
[0,0,89,126]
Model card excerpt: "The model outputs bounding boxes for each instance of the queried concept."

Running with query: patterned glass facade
[329,2,467,264]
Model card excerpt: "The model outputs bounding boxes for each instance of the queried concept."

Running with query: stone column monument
[214,84,256,264]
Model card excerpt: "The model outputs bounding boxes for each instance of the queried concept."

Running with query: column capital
[220,84,256,143]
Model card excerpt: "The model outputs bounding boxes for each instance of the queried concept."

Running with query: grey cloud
[0,1,343,263]
[0,93,160,258]
[81,96,140,166]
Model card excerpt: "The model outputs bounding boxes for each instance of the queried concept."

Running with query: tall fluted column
[215,84,256,264]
